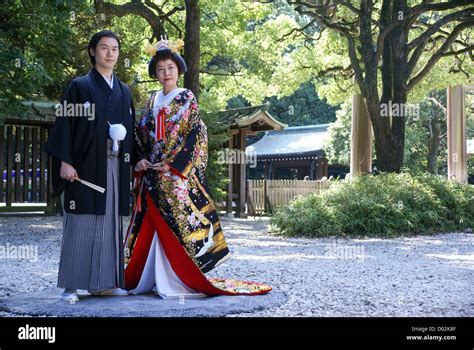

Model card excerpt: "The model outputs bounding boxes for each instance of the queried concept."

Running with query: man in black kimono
[44,30,135,302]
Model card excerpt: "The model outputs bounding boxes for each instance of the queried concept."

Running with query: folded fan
[74,177,105,193]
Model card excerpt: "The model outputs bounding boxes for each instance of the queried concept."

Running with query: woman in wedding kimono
[124,37,271,298]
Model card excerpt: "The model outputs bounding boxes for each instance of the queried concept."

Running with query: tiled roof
[209,102,286,130]
[246,124,331,158]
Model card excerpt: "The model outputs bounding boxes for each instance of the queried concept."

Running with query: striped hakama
[57,139,124,291]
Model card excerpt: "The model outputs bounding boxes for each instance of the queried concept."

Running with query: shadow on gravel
[0,289,287,317]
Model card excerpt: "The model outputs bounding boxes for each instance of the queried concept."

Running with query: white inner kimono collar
[154,87,186,112]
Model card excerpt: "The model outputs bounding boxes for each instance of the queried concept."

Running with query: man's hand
[60,161,78,183]
[134,159,152,172]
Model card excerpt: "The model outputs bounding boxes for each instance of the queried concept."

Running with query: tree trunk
[184,0,200,100]
[426,92,445,173]
[365,0,409,173]
[367,98,406,173]
[426,109,441,174]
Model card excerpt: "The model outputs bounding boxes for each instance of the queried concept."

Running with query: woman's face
[156,58,179,91]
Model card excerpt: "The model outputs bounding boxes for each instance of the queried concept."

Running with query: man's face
[90,36,119,70]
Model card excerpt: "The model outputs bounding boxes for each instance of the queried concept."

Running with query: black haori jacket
[44,68,136,216]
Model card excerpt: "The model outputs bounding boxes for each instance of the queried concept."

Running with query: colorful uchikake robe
[124,88,271,296]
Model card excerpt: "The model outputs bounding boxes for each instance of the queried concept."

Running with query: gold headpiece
[144,35,184,56]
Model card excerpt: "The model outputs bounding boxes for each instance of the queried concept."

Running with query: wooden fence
[0,119,57,214]
[247,179,331,215]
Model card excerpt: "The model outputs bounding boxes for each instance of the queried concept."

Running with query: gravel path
[0,215,472,317]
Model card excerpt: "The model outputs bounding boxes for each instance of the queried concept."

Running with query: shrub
[270,173,474,237]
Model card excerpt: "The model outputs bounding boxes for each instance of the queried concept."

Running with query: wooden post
[322,158,328,178]
[236,129,247,218]
[40,128,47,202]
[23,127,30,203]
[310,159,316,180]
[316,157,326,179]
[46,126,56,214]
[14,126,22,202]
[247,180,254,216]
[31,128,38,203]
[350,94,372,177]
[0,126,4,203]
[226,135,233,216]
[447,85,467,183]
[264,178,271,214]
[6,126,13,207]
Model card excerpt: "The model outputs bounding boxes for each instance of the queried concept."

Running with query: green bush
[270,173,474,237]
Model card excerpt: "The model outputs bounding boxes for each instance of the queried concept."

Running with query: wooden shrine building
[246,124,332,181]
[213,103,286,218]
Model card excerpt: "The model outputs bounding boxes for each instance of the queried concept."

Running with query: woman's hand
[60,161,78,183]
[134,159,153,172]
[151,162,170,173]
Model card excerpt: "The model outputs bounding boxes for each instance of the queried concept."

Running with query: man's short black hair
[87,30,121,65]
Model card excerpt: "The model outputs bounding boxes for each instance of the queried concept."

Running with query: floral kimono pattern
[124,89,271,296]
